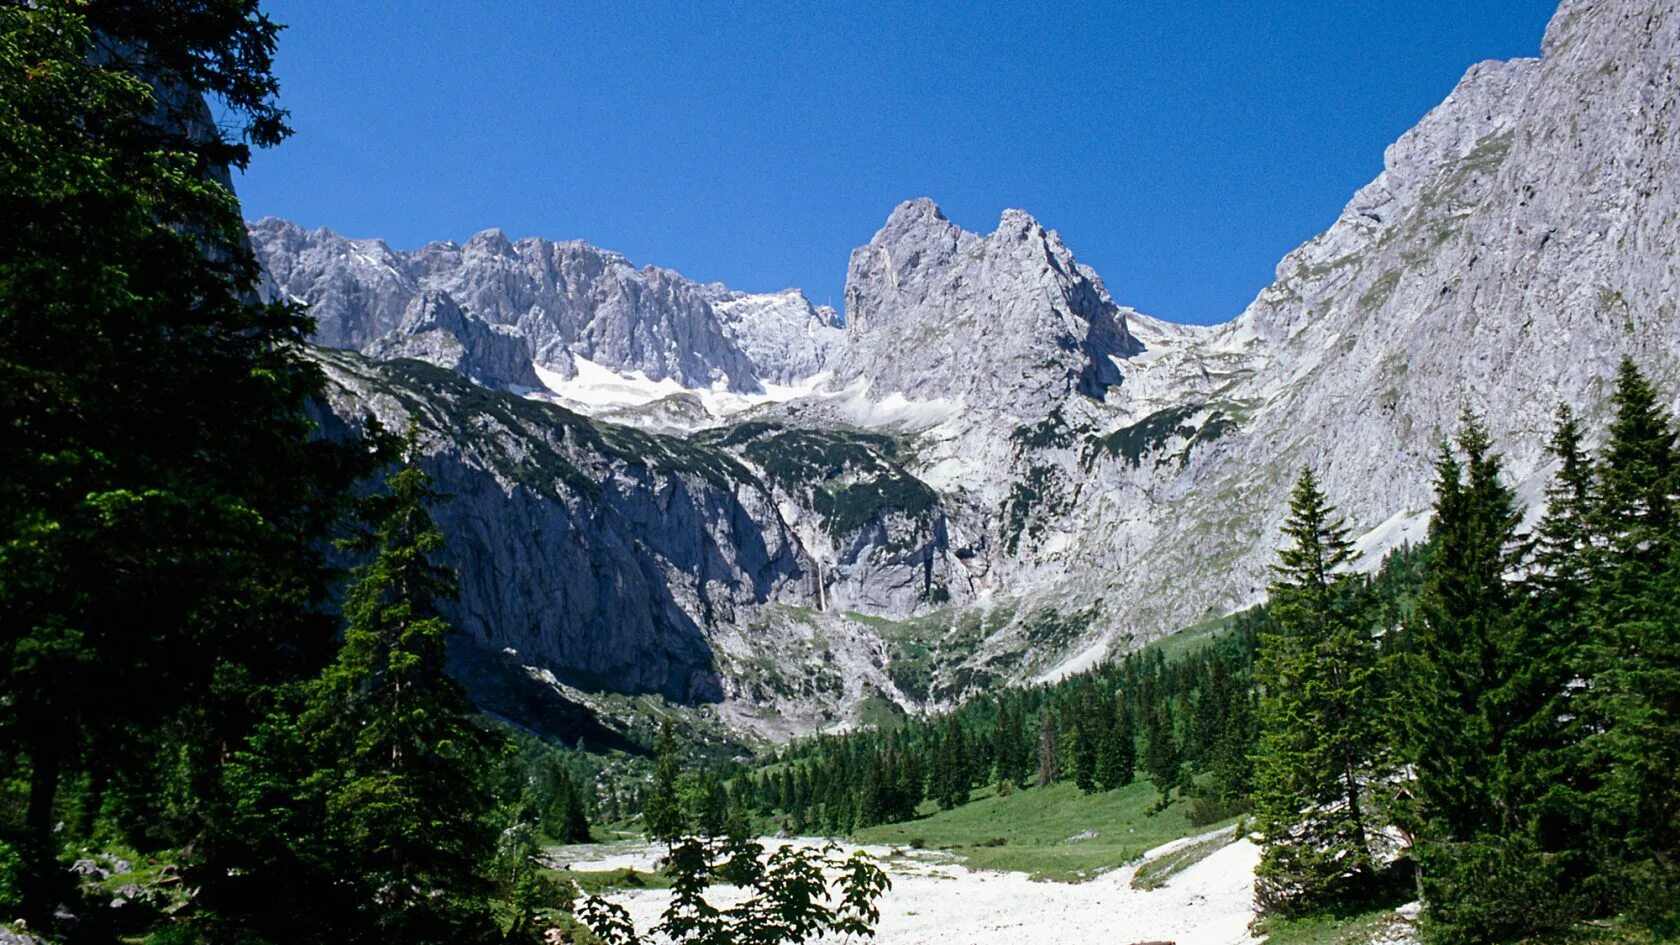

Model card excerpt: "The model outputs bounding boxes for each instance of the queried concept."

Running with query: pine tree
[1582,360,1680,931]
[541,760,593,843]
[1533,405,1597,606]
[932,716,971,809]
[290,441,500,942]
[1096,695,1136,791]
[698,772,730,838]
[1143,701,1181,807]
[855,750,884,827]
[1069,712,1098,794]
[1252,467,1380,916]
[644,720,687,843]
[1404,419,1523,833]
[1395,416,1569,942]
[1506,406,1601,915]
[1596,358,1675,545]
[993,702,1026,791]
[1207,688,1255,803]
[1035,712,1059,787]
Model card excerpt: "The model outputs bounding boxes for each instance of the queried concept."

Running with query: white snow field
[553,829,1263,945]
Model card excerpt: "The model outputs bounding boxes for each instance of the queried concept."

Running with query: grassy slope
[1256,911,1405,945]
[850,779,1228,882]
[1256,907,1671,945]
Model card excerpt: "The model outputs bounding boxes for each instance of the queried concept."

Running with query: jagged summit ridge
[831,198,1139,415]
[249,217,844,393]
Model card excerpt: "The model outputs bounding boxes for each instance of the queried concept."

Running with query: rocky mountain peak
[462,227,518,260]
[832,198,1135,413]
[250,223,848,394]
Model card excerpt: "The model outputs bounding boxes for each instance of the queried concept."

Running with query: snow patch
[575,831,1262,945]
[1352,509,1432,571]
[529,354,827,423]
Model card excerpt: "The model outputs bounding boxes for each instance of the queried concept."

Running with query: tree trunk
[22,737,64,923]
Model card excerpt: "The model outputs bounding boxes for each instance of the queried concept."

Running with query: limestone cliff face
[365,290,539,391]
[252,218,841,392]
[309,349,806,702]
[831,198,1138,415]
[1116,0,1680,637]
[308,349,958,735]
[270,0,1680,733]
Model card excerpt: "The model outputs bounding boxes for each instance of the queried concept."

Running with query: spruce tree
[1506,406,1601,916]
[1204,674,1255,808]
[1035,712,1059,787]
[1582,360,1680,931]
[1252,467,1380,916]
[541,760,593,843]
[294,440,500,943]
[1403,418,1524,834]
[1397,415,1568,943]
[644,719,686,843]
[1069,713,1098,794]
[1143,701,1181,807]
[855,751,884,827]
[1096,695,1136,791]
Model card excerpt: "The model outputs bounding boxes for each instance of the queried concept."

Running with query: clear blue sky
[238,1,1560,326]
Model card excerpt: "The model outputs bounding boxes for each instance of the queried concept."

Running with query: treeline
[733,622,1258,833]
[0,5,592,943]
[1254,362,1680,944]
[726,545,1426,838]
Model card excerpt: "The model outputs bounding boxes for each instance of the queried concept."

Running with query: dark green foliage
[1036,711,1060,788]
[1252,468,1382,917]
[1096,696,1136,792]
[1393,413,1561,942]
[1577,360,1680,936]
[218,445,504,943]
[0,0,368,929]
[580,835,890,945]
[699,423,938,539]
[1068,710,1099,794]
[1143,700,1182,807]
[929,715,973,810]
[1083,403,1236,470]
[540,761,593,844]
[644,720,687,842]
[743,603,1269,843]
[1400,416,1526,835]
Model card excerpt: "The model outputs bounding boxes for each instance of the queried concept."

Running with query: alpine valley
[252,0,1680,745]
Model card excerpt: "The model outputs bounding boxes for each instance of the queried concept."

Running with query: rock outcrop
[251,218,842,392]
[366,290,539,391]
[831,198,1138,415]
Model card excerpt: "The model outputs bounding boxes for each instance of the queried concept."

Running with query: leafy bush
[0,839,19,913]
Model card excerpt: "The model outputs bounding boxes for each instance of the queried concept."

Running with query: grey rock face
[711,289,844,385]
[308,350,959,726]
[1003,0,1680,658]
[249,217,416,349]
[276,0,1680,735]
[830,198,1138,415]
[366,290,539,390]
[309,349,803,701]
[250,218,842,392]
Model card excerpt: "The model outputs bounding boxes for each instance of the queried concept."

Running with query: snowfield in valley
[554,830,1264,945]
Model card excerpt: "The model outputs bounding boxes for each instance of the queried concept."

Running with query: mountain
[831,198,1137,413]
[260,0,1680,740]
[250,217,844,394]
